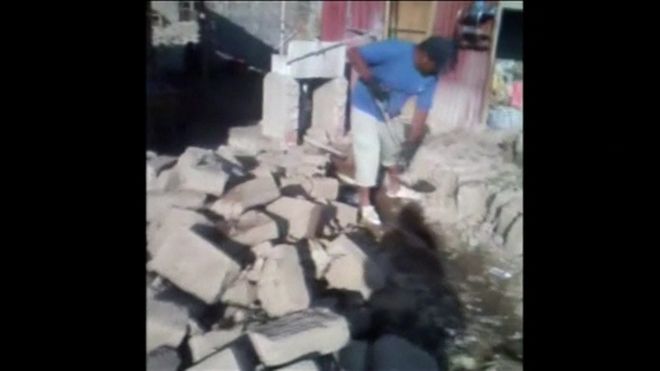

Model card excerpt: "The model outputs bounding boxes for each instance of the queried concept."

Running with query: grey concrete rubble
[187,342,256,371]
[178,162,229,196]
[147,227,241,304]
[247,307,350,366]
[147,208,212,256]
[228,210,279,246]
[260,72,299,140]
[331,201,358,228]
[188,327,244,363]
[147,346,181,371]
[324,234,385,300]
[257,244,311,317]
[266,197,324,239]
[211,176,280,219]
[147,190,208,223]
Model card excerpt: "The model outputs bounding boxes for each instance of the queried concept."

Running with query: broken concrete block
[372,335,439,371]
[331,201,358,227]
[147,228,241,304]
[338,341,368,371]
[227,124,274,156]
[147,191,208,224]
[177,146,214,169]
[155,168,177,191]
[457,182,489,226]
[495,197,522,236]
[247,307,350,367]
[228,210,279,246]
[308,177,339,201]
[221,277,257,308]
[188,327,244,363]
[324,234,385,300]
[266,197,324,239]
[147,208,211,257]
[504,216,523,256]
[261,72,299,140]
[150,155,178,175]
[257,244,310,317]
[147,291,192,353]
[210,176,280,219]
[187,342,256,371]
[310,77,348,143]
[147,163,158,191]
[147,346,180,371]
[308,239,331,279]
[178,162,229,196]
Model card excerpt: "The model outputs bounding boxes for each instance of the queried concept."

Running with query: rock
[147,208,211,257]
[280,175,314,197]
[338,340,368,371]
[457,182,489,226]
[147,163,158,191]
[177,146,214,169]
[147,346,180,371]
[324,234,385,300]
[504,216,523,256]
[372,335,438,371]
[147,191,207,223]
[221,277,257,308]
[247,307,350,367]
[147,228,241,304]
[261,72,299,140]
[331,201,358,227]
[495,197,522,236]
[150,155,178,175]
[178,162,229,196]
[156,168,178,191]
[227,124,275,156]
[266,197,324,239]
[188,327,244,363]
[257,244,310,317]
[308,177,339,201]
[187,341,256,371]
[147,290,194,353]
[308,239,331,279]
[229,210,279,246]
[210,176,280,219]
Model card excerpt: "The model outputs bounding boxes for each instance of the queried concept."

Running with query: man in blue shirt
[347,36,458,225]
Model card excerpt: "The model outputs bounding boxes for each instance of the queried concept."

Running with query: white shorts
[351,107,406,187]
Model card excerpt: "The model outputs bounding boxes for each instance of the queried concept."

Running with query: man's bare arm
[347,47,373,81]
[409,108,428,143]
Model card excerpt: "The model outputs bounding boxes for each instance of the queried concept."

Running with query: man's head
[414,36,459,76]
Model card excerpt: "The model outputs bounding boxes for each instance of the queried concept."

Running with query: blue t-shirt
[351,39,438,123]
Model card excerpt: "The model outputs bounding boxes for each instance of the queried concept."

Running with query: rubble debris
[308,177,339,201]
[261,72,299,140]
[147,208,212,256]
[331,201,358,227]
[504,216,522,256]
[188,327,244,363]
[227,124,277,156]
[457,182,489,225]
[372,335,439,371]
[187,341,257,371]
[247,307,350,367]
[324,234,385,300]
[274,358,322,370]
[338,340,368,371]
[147,346,180,371]
[178,162,229,196]
[266,197,324,239]
[147,228,241,304]
[307,239,332,279]
[228,210,279,246]
[211,176,280,219]
[146,288,202,353]
[147,190,207,223]
[494,198,522,236]
[221,276,257,309]
[257,244,310,317]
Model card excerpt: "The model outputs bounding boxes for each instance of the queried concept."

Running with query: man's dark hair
[418,36,459,75]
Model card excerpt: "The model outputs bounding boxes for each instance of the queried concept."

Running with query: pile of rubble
[146,125,466,370]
